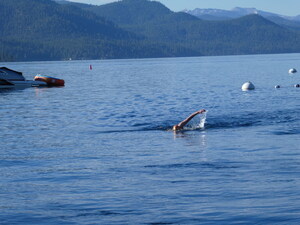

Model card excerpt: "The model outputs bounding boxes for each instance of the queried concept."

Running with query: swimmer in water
[173,109,206,131]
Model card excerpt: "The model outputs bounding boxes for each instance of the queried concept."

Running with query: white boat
[0,67,47,88]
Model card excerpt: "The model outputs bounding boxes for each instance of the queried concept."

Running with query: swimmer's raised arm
[173,109,206,131]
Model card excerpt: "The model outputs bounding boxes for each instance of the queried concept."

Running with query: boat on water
[0,67,64,88]
[34,75,65,86]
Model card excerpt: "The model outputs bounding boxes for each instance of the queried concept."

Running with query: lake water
[1,54,300,224]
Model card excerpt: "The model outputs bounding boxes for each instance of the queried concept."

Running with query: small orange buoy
[34,75,65,87]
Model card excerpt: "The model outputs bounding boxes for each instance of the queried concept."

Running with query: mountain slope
[185,7,300,31]
[0,0,199,61]
[81,0,300,55]
[185,7,292,21]
[266,16,300,31]
[0,0,136,40]
[145,14,300,55]
[82,0,173,25]
[1,0,300,61]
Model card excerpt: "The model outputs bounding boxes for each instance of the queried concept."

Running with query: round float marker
[242,81,255,91]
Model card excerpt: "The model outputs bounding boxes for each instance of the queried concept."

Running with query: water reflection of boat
[0,67,47,88]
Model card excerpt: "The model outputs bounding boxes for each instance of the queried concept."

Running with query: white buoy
[275,85,281,89]
[242,81,255,91]
[289,68,297,74]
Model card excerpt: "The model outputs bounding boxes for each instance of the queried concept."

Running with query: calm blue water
[1,54,300,224]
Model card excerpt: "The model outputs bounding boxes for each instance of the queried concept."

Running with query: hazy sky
[68,0,300,16]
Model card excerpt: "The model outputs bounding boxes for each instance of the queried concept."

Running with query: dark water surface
[1,54,300,224]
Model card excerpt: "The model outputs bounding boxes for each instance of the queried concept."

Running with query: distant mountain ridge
[185,7,299,21]
[184,7,300,30]
[1,0,300,61]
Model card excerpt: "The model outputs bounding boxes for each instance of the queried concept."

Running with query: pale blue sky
[69,0,300,16]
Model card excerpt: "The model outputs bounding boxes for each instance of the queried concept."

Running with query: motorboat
[34,75,65,86]
[0,67,47,88]
[0,67,65,88]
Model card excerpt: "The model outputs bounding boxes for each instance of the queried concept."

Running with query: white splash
[198,111,207,129]
[184,111,207,130]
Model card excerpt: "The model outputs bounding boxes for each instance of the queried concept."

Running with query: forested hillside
[83,0,300,56]
[1,0,300,61]
[0,0,197,61]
